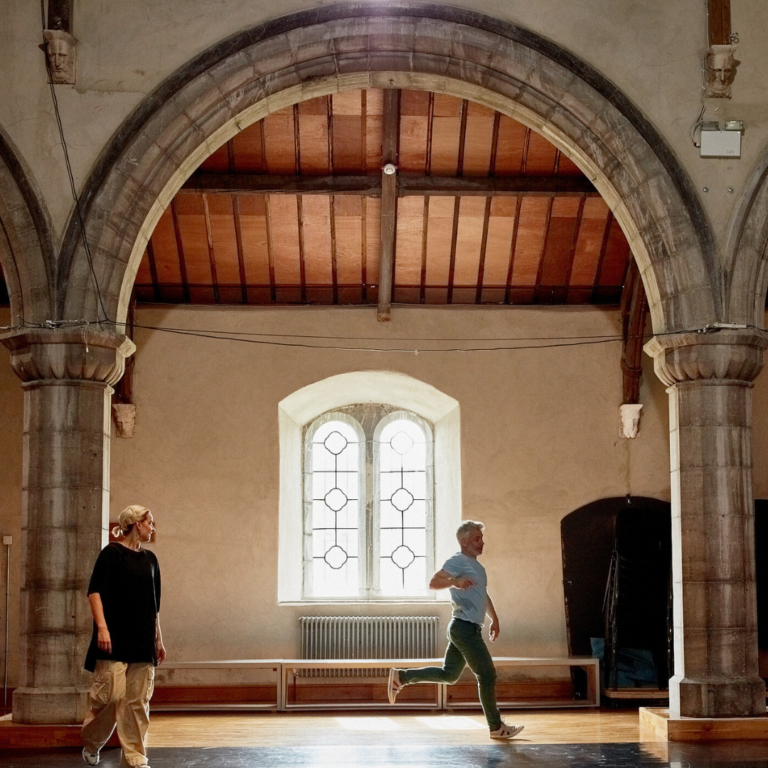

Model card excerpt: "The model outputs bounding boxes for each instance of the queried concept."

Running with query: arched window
[303,407,434,600]
[278,371,461,604]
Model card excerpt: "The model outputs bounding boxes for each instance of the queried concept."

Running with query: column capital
[644,328,768,387]
[0,327,135,385]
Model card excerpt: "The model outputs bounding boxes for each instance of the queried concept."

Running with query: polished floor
[2,711,767,767]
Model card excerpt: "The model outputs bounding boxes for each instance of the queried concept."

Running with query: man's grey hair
[456,520,485,542]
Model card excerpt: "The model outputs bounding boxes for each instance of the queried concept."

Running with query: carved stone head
[43,30,76,84]
[112,403,137,439]
[705,44,738,99]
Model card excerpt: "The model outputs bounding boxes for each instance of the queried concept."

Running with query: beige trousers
[82,660,155,767]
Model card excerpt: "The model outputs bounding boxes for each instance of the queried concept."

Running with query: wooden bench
[151,656,599,711]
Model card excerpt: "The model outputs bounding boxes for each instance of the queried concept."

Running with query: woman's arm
[155,615,167,665]
[88,593,112,654]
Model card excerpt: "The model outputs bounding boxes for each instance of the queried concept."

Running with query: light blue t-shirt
[442,552,488,626]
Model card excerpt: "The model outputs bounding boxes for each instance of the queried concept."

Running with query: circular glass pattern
[390,431,414,456]
[391,487,415,512]
[324,430,349,455]
[324,487,349,511]
[324,545,349,570]
[391,544,416,569]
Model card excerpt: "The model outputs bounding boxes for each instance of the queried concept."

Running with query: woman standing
[81,505,166,768]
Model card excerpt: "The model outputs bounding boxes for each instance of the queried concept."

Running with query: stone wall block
[25,432,106,492]
[23,527,80,589]
[249,33,300,78]
[679,513,754,582]
[22,487,102,530]
[681,582,748,632]
[26,631,80,688]
[12,688,87,725]
[211,50,260,98]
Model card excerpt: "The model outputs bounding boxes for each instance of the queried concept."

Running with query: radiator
[299,616,439,678]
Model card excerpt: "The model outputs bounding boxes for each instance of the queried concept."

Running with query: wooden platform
[0,715,120,749]
[640,706,768,741]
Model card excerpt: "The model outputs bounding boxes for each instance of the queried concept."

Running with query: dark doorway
[561,496,672,693]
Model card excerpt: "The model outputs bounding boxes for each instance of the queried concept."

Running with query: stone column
[0,328,134,724]
[646,329,768,718]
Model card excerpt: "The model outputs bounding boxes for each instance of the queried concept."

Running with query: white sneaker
[82,747,99,765]
[490,722,524,740]
[387,668,403,705]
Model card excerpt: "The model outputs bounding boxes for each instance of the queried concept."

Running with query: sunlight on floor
[415,715,486,730]
[336,717,402,730]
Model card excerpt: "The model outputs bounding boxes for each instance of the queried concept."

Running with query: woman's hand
[489,618,501,642]
[97,625,112,654]
[155,641,167,665]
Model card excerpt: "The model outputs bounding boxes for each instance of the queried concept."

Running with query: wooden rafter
[182,173,597,197]
[620,258,649,404]
[708,0,732,45]
[378,89,399,321]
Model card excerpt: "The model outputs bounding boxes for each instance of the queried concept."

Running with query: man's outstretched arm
[429,569,474,591]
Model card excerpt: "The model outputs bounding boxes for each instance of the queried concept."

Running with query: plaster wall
[105,304,672,662]
[0,1,766,252]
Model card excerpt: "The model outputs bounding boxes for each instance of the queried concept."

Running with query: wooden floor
[146,708,641,747]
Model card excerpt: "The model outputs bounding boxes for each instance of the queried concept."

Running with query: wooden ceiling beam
[378,89,399,322]
[182,173,598,197]
[620,258,649,405]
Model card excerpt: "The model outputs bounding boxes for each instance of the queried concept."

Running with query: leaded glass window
[305,418,363,598]
[376,417,432,597]
[303,407,434,600]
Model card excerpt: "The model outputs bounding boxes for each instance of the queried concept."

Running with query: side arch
[0,127,54,326]
[726,146,768,327]
[58,4,718,334]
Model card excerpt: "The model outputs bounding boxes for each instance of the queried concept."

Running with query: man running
[387,521,524,740]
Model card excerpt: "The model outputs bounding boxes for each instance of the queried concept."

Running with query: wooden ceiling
[133,89,632,308]
[0,89,635,311]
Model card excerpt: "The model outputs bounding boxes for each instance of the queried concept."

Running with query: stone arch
[0,127,54,326]
[58,4,718,334]
[725,147,768,327]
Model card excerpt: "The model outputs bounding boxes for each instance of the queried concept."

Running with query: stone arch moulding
[0,126,55,326]
[276,370,460,603]
[726,146,768,327]
[59,3,719,334]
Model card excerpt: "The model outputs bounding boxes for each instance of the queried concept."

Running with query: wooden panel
[233,122,264,172]
[399,91,429,173]
[569,198,611,290]
[332,91,363,174]
[237,194,271,287]
[206,195,241,285]
[298,97,330,175]
[598,218,632,286]
[462,101,495,176]
[135,251,153,285]
[268,195,301,284]
[263,107,296,174]
[557,154,583,176]
[539,197,581,287]
[430,94,462,176]
[482,197,517,287]
[150,208,183,283]
[300,196,333,285]
[424,196,454,290]
[452,197,486,286]
[200,143,229,172]
[176,193,213,285]
[334,195,363,287]
[394,195,425,286]
[494,117,527,175]
[365,89,384,172]
[525,132,558,175]
[510,197,551,285]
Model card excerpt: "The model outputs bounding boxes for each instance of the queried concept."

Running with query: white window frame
[277,371,461,605]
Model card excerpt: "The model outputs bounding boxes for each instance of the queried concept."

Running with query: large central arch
[58,3,718,334]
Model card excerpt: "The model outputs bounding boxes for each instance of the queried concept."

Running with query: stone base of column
[670,675,766,718]
[12,687,88,725]
[640,707,768,741]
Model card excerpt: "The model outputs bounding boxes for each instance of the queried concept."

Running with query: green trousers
[398,617,501,730]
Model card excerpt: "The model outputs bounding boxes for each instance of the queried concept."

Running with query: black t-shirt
[84,542,161,672]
